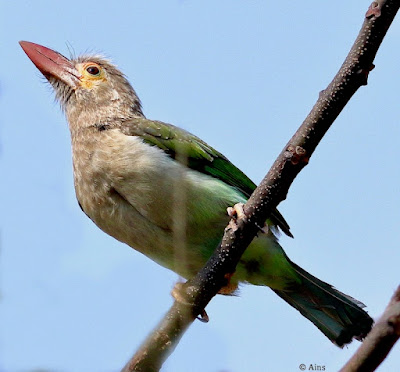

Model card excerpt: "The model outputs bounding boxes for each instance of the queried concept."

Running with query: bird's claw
[227,203,248,222]
[227,203,268,235]
[197,310,209,323]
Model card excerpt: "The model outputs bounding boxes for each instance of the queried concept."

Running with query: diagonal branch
[340,286,400,372]
[122,1,400,371]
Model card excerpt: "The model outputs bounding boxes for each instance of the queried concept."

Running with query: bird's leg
[218,272,239,295]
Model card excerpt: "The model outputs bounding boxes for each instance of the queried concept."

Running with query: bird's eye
[86,65,100,76]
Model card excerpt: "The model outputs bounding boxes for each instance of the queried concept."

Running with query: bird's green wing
[120,117,292,237]
[121,117,256,195]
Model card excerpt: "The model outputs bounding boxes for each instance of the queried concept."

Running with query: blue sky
[1,1,400,371]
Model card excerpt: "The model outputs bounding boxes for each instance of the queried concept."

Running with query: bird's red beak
[19,41,81,88]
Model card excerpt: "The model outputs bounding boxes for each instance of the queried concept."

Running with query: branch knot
[366,1,382,18]
[286,145,309,165]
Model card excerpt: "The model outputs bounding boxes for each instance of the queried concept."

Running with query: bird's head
[20,41,143,128]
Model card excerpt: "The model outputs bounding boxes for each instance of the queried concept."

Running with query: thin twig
[122,1,400,371]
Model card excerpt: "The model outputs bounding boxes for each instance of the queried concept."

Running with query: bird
[20,40,373,346]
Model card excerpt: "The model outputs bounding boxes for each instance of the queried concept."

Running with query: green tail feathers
[273,262,373,347]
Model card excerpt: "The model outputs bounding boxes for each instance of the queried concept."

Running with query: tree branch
[340,286,400,372]
[122,1,400,371]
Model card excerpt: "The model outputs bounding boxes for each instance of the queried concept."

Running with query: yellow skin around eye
[76,62,107,89]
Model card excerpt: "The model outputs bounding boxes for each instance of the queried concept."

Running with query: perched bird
[20,41,373,346]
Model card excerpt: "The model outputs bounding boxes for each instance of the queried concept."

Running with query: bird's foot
[227,203,248,232]
[227,203,248,222]
[227,203,267,234]
[171,282,209,323]
[171,282,189,304]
